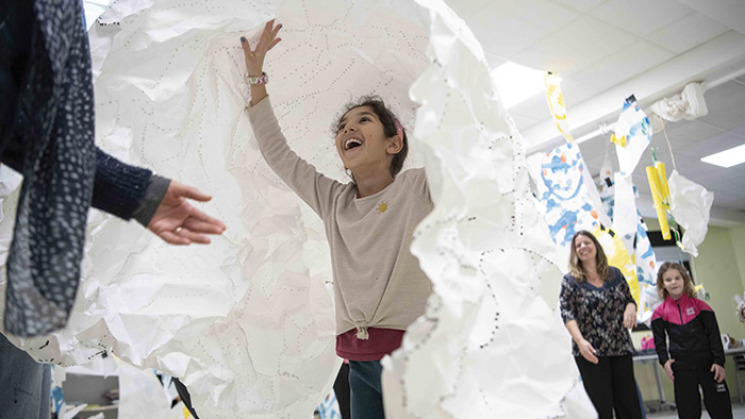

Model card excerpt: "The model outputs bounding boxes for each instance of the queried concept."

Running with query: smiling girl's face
[662,267,686,300]
[335,106,401,176]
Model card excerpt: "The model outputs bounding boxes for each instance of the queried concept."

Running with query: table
[633,352,670,410]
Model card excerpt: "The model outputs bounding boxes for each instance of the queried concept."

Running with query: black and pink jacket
[651,293,725,369]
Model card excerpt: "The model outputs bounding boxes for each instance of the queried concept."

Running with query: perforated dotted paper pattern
[0,0,598,417]
[380,2,595,418]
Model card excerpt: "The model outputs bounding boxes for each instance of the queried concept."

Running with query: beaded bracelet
[244,72,268,85]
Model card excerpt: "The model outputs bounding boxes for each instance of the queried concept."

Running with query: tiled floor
[646,403,745,418]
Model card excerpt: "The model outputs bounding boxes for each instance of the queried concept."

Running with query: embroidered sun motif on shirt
[377,201,388,213]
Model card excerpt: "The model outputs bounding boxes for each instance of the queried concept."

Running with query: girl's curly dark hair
[335,95,408,177]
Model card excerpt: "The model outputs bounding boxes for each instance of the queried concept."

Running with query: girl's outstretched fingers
[240,20,282,76]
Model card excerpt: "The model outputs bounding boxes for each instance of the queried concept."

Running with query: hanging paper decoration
[529,142,641,310]
[530,142,609,252]
[614,98,652,176]
[646,159,673,240]
[650,82,708,122]
[596,165,658,319]
[668,170,713,257]
[592,225,640,307]
[544,72,574,143]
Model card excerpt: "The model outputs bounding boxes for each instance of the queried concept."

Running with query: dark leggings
[575,354,642,419]
[673,365,732,419]
[348,360,385,419]
[334,362,352,418]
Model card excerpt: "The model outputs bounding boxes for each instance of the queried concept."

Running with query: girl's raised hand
[241,19,282,76]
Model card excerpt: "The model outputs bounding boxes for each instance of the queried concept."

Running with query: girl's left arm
[699,302,726,366]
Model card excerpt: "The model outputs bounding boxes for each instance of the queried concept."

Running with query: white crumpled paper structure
[668,170,714,257]
[381,2,593,418]
[1,0,594,417]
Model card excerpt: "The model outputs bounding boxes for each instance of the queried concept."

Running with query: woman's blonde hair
[568,230,609,282]
[656,261,696,299]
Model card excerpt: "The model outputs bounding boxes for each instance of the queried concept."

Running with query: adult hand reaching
[148,181,226,245]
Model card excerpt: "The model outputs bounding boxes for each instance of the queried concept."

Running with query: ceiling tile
[443,0,493,20]
[508,94,553,128]
[675,0,745,36]
[698,81,745,130]
[677,130,745,161]
[705,83,745,127]
[655,120,724,154]
[507,112,541,132]
[591,0,693,37]
[647,12,730,54]
[550,0,608,13]
[568,41,674,90]
[510,16,638,74]
[484,51,508,69]
[730,120,745,138]
[561,78,604,106]
[466,0,579,58]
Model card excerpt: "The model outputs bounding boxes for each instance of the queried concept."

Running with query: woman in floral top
[559,230,641,419]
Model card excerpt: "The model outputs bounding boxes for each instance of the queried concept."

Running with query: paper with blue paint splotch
[530,143,610,251]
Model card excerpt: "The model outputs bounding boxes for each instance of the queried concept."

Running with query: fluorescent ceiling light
[701,143,745,168]
[491,62,546,109]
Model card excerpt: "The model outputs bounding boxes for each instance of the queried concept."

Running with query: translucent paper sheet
[0,0,595,417]
[381,3,593,418]
[668,170,713,257]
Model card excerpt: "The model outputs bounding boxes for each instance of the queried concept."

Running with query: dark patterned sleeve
[91,148,152,220]
[559,275,577,324]
[616,268,637,308]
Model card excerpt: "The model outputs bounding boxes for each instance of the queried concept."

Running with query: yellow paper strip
[646,166,671,240]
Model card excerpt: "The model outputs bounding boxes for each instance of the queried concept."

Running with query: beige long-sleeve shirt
[247,97,433,338]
